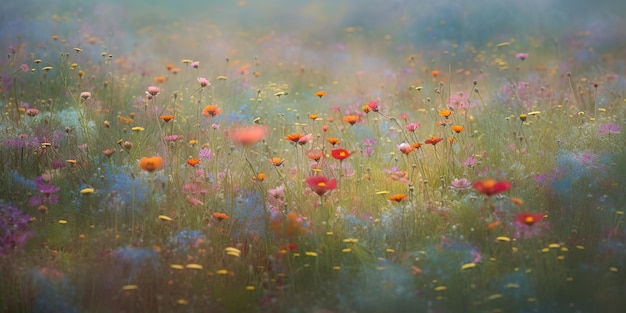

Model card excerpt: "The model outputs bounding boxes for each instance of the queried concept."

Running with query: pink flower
[449,92,470,110]
[397,142,412,154]
[186,196,204,206]
[297,133,313,145]
[462,155,476,167]
[305,176,337,196]
[405,122,420,132]
[20,64,29,72]
[146,86,160,96]
[191,61,200,68]
[80,92,91,100]
[515,52,528,60]
[26,108,39,117]
[198,77,210,87]
[268,185,285,199]
[598,123,621,136]
[450,178,472,190]
[227,125,269,146]
[165,135,183,141]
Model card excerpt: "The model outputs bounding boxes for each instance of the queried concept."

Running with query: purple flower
[449,92,470,110]
[37,184,60,194]
[1,203,33,256]
[515,52,529,60]
[598,123,621,136]
[199,147,214,161]
[462,155,476,167]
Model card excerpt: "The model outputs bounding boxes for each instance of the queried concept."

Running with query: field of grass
[1,1,625,312]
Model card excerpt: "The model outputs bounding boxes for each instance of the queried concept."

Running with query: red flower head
[367,101,379,112]
[227,125,269,146]
[515,212,545,226]
[424,136,444,146]
[306,176,337,196]
[331,148,351,161]
[473,179,512,196]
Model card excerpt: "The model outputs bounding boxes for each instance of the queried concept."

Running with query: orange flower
[343,115,359,125]
[424,136,444,145]
[227,125,269,146]
[154,76,167,84]
[102,148,116,157]
[138,156,164,172]
[202,105,221,117]
[160,115,175,122]
[285,133,305,143]
[252,173,266,182]
[213,212,229,221]
[186,158,200,166]
[270,157,285,166]
[361,105,371,113]
[473,179,512,196]
[308,113,319,120]
[411,142,422,150]
[451,125,464,133]
[171,67,180,74]
[388,194,407,202]
[331,148,351,161]
[327,137,340,146]
[431,70,440,77]
[166,63,174,71]
[307,149,324,162]
[439,109,452,118]
[488,221,502,230]
[314,91,327,98]
[510,197,524,206]
[117,115,134,124]
[270,212,307,237]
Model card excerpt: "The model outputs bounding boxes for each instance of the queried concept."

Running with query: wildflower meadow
[1,0,625,312]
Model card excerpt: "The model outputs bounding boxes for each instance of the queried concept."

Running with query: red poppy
[227,125,269,146]
[515,212,545,226]
[367,101,379,112]
[305,176,337,196]
[424,136,444,146]
[331,148,351,161]
[473,179,512,196]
